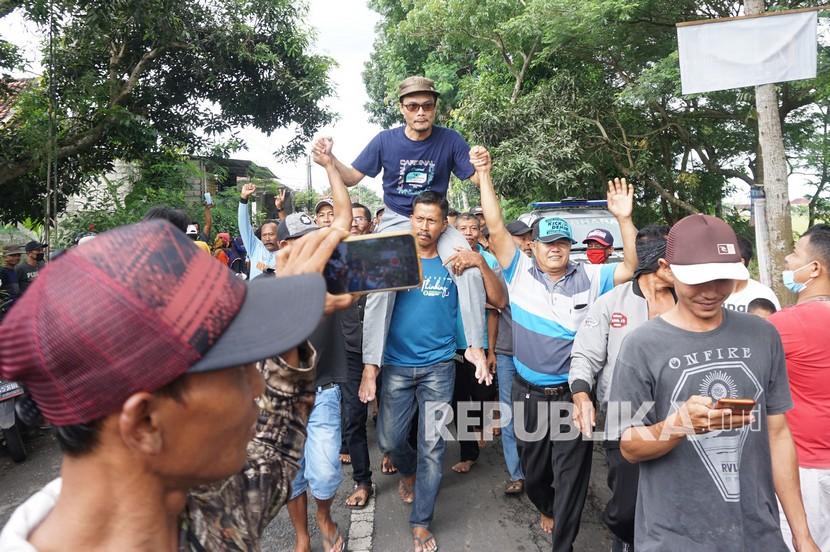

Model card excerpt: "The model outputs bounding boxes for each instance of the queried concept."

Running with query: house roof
[0,79,33,122]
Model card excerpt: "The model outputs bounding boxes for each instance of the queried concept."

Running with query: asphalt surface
[1,421,613,551]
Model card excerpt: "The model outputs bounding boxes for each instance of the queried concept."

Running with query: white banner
[677,10,817,95]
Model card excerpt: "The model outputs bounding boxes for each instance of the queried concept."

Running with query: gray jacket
[569,280,656,405]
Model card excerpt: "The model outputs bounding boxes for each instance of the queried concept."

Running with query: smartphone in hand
[324,231,422,295]
[713,398,755,412]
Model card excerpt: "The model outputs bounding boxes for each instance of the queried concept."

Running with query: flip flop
[504,479,524,495]
[345,483,374,510]
[413,533,439,552]
[321,522,345,552]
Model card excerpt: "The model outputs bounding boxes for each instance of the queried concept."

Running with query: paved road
[2,423,612,551]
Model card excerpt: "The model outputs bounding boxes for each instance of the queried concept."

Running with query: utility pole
[306,154,312,213]
[745,0,795,304]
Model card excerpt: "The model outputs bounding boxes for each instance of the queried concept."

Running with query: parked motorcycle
[0,379,27,462]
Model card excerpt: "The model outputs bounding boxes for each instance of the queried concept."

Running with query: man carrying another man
[313,75,490,392]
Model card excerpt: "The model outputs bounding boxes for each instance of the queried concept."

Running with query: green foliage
[0,0,334,223]
[364,0,830,226]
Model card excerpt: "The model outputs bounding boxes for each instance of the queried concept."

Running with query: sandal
[321,522,345,552]
[504,479,524,495]
[413,532,439,552]
[345,483,374,510]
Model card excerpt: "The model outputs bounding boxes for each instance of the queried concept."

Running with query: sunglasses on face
[402,101,436,113]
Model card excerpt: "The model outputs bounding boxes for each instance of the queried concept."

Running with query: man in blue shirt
[374,191,475,552]
[474,147,638,552]
[312,76,489,400]
[238,183,278,279]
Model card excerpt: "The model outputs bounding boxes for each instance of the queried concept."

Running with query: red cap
[0,220,325,425]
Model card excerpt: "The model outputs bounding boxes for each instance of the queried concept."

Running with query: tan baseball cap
[398,76,439,100]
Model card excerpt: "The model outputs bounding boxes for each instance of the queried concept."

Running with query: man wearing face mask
[16,241,45,294]
[583,228,615,265]
[768,224,830,552]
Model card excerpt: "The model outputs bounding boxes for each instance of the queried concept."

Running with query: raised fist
[240,183,256,200]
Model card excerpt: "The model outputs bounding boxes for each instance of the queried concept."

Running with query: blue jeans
[290,385,343,501]
[379,360,455,528]
[496,354,524,482]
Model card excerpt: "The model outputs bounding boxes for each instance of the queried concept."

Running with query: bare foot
[293,536,311,552]
[540,513,554,534]
[398,476,415,504]
[451,460,475,473]
[412,527,438,552]
[382,454,398,474]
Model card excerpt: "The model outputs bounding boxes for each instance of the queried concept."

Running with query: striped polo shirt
[503,249,616,386]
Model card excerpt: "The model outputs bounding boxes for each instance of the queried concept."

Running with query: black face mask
[35,253,45,262]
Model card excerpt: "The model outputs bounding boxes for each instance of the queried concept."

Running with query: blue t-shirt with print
[384,256,458,367]
[351,126,475,217]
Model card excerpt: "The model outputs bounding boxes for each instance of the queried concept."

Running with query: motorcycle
[0,378,27,462]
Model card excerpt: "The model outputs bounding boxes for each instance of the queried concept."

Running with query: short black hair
[747,297,777,314]
[736,234,753,267]
[256,219,279,239]
[447,208,460,217]
[412,191,449,219]
[54,375,187,457]
[143,206,190,233]
[803,224,830,269]
[636,224,670,243]
[351,202,371,221]
[375,207,385,217]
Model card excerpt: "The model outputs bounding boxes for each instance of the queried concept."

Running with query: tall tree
[0,0,334,223]
[363,0,829,232]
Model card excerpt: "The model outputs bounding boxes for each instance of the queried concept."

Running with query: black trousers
[452,352,497,462]
[512,375,592,552]
[343,350,371,485]
[603,440,639,546]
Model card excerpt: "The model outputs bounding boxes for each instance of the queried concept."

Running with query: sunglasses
[402,101,436,113]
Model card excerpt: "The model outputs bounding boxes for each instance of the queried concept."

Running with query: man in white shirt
[724,234,781,312]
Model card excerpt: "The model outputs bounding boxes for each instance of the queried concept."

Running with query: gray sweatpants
[361,206,486,366]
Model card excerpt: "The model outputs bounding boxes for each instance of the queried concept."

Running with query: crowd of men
[0,75,828,552]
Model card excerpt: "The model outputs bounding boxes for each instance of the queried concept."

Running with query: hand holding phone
[323,231,422,295]
[713,398,755,413]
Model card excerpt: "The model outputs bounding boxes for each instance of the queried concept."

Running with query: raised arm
[238,183,260,254]
[471,146,516,269]
[274,189,288,222]
[313,144,353,233]
[607,178,638,285]
[313,137,365,187]
[203,204,213,240]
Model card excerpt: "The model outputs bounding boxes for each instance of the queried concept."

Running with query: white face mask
[782,261,816,294]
